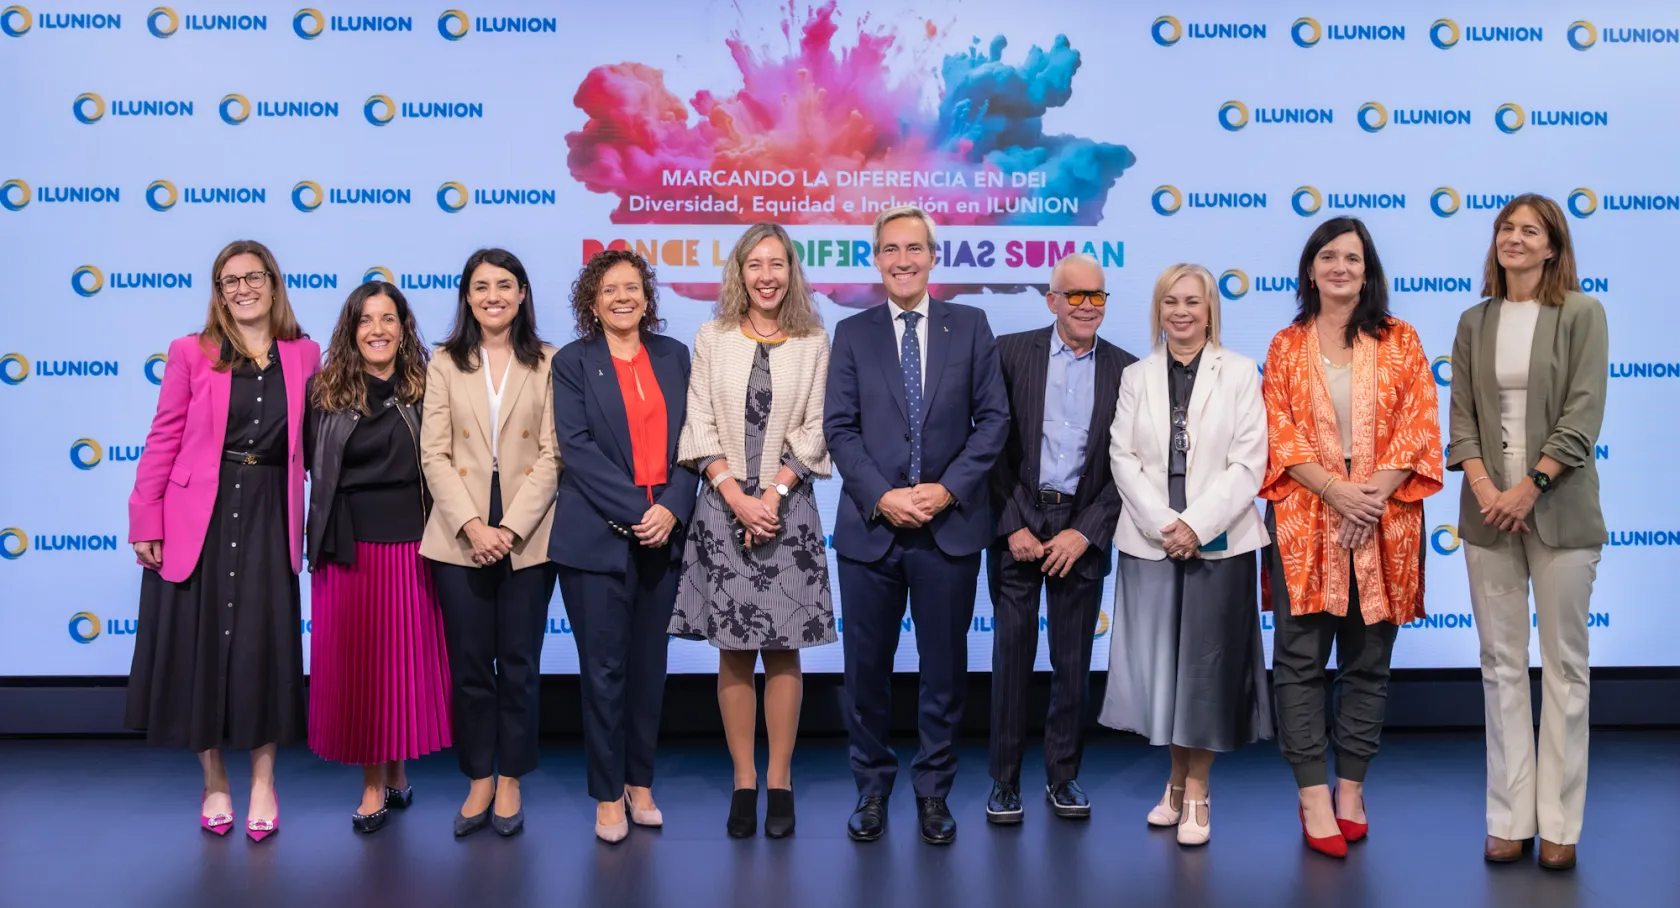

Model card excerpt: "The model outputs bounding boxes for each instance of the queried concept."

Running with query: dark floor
[1,731,1674,908]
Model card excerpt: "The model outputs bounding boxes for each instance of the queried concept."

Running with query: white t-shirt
[1496,299,1542,452]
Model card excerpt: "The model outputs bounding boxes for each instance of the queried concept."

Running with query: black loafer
[454,808,491,838]
[1046,780,1091,818]
[986,781,1023,825]
[727,788,758,839]
[917,797,956,844]
[847,795,888,842]
[385,785,414,810]
[765,788,795,839]
[491,809,524,837]
[352,807,389,834]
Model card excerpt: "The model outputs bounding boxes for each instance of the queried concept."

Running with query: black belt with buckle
[223,449,282,466]
[1036,489,1073,506]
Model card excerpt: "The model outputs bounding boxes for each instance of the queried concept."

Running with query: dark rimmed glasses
[218,270,271,294]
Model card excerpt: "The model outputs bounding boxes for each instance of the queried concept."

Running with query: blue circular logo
[1150,184,1182,216]
[292,180,323,212]
[147,6,178,38]
[363,94,395,126]
[1151,15,1181,46]
[1568,187,1598,218]
[1217,100,1249,132]
[1217,269,1249,301]
[364,266,395,285]
[293,7,323,39]
[1291,186,1323,218]
[1431,355,1452,386]
[219,93,251,125]
[438,9,468,40]
[1291,17,1321,48]
[1357,101,1388,133]
[145,179,178,211]
[437,181,468,212]
[71,264,104,297]
[1430,186,1461,218]
[1,352,29,384]
[1567,20,1597,51]
[1431,524,1461,555]
[68,611,100,642]
[0,527,27,560]
[1,178,30,211]
[1430,18,1460,49]
[144,352,167,385]
[70,437,103,470]
[73,92,105,124]
[1495,103,1525,134]
[1,5,32,37]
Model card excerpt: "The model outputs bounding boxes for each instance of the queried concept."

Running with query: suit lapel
[1144,349,1170,468]
[464,351,493,442]
[647,339,685,464]
[496,356,531,437]
[278,341,304,455]
[920,299,950,418]
[1524,302,1561,458]
[584,338,634,473]
[1022,327,1052,488]
[206,340,231,456]
[1188,346,1220,423]
[1475,302,1505,482]
[871,304,910,423]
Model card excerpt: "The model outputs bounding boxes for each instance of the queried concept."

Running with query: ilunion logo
[363,266,395,285]
[1217,100,1249,131]
[1568,20,1597,50]
[1,352,29,384]
[1151,15,1181,46]
[71,264,105,297]
[437,181,468,212]
[437,8,468,40]
[145,179,178,211]
[1567,187,1598,218]
[219,93,251,125]
[1217,269,1249,301]
[1494,102,1526,133]
[70,437,103,469]
[364,93,395,125]
[144,352,168,385]
[1430,18,1461,48]
[1430,186,1462,218]
[293,7,323,38]
[0,527,27,560]
[1,5,31,37]
[69,610,100,643]
[73,92,106,124]
[291,180,323,212]
[1291,185,1323,217]
[1431,524,1461,555]
[1291,16,1322,47]
[1151,185,1183,216]
[1431,355,1452,386]
[147,5,179,37]
[1,178,30,210]
[1357,101,1389,133]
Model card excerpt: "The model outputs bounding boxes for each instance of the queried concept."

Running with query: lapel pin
[943,326,949,332]
[597,368,604,376]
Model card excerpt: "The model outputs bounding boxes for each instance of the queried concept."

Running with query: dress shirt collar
[889,294,931,321]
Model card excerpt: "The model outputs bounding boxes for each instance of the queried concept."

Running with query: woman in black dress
[126,240,320,841]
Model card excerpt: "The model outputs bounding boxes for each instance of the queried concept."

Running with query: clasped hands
[877,483,953,529]
[1007,526,1090,577]
[726,485,784,548]
[1323,481,1388,549]
[1475,477,1538,535]
[463,517,517,565]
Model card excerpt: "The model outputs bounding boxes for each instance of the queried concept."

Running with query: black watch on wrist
[1527,468,1553,493]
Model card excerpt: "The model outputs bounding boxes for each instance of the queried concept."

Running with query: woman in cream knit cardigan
[671,222,835,839]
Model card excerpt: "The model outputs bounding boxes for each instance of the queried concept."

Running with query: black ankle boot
[727,788,758,838]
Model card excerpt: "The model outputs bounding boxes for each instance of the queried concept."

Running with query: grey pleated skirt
[1098,549,1274,751]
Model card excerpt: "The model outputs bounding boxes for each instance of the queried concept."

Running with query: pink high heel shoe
[247,792,279,843]
[200,789,233,836]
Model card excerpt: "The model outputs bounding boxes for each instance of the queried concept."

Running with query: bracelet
[1470,476,1492,488]
[1317,476,1338,498]
[709,470,733,490]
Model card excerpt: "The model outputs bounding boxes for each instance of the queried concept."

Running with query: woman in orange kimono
[1260,217,1442,859]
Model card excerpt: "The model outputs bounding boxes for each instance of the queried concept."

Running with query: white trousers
[1464,456,1601,844]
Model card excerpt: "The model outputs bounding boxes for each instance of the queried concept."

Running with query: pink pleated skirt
[308,541,452,765]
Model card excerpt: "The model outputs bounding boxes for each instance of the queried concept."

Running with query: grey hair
[1049,253,1104,290]
[871,205,937,250]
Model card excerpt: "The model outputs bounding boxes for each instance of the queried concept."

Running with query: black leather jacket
[304,377,428,567]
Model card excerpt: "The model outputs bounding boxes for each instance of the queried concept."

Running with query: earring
[1309,278,1315,288]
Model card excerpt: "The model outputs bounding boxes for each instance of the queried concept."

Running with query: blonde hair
[1149,263,1221,347]
[712,223,822,337]
[200,239,303,371]
[871,205,937,250]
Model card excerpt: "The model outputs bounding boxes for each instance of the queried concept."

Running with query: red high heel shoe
[1300,805,1348,858]
[1335,791,1368,843]
[200,789,233,836]
[247,791,279,843]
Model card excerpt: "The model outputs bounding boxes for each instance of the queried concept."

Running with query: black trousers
[557,542,678,802]
[1271,571,1399,788]
[838,528,981,799]
[430,475,557,780]
[986,503,1104,786]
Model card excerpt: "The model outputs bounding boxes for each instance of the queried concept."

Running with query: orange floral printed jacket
[1260,320,1443,625]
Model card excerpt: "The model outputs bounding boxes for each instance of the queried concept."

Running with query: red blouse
[612,346,668,501]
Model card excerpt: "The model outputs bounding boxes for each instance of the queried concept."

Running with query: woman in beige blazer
[669,223,835,839]
[1099,263,1272,847]
[419,248,560,839]
[1447,195,1608,871]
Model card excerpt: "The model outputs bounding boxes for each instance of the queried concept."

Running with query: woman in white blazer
[1099,263,1274,847]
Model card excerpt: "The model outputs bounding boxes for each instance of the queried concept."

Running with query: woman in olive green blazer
[1445,194,1608,871]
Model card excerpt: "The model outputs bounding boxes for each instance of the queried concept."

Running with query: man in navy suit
[824,205,1009,844]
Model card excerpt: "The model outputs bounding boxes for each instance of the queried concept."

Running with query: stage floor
[1,730,1673,908]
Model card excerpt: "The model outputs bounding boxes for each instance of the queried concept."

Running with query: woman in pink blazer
[125,239,320,842]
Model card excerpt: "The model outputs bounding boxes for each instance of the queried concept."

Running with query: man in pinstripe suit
[985,253,1134,824]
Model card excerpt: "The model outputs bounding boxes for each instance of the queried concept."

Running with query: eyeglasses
[1171,406,1189,453]
[218,270,271,294]
[1048,290,1102,309]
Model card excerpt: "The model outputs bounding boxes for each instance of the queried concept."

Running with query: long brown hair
[1479,194,1580,306]
[713,223,821,337]
[312,281,429,414]
[199,239,303,371]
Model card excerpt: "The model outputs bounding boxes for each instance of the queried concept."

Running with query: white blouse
[1321,355,1354,461]
[481,346,512,471]
[1495,299,1541,452]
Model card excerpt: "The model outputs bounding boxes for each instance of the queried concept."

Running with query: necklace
[745,309,783,340]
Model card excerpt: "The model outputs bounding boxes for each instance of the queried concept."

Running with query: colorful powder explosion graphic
[565,1,1135,303]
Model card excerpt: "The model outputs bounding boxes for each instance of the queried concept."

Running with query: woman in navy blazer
[550,249,699,842]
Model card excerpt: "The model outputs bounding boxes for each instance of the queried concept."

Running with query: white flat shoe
[1177,796,1211,846]
[1147,784,1185,827]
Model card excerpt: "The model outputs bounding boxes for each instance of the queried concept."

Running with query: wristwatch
[772,482,791,497]
[1527,468,1553,493]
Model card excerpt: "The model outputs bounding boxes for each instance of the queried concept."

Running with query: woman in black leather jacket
[303,281,451,833]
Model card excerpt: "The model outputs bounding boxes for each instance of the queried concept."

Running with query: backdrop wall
[2,0,1675,675]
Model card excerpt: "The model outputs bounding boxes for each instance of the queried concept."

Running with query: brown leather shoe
[1538,839,1576,870]
[1484,835,1529,863]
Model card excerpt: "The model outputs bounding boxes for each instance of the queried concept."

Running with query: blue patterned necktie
[899,310,923,484]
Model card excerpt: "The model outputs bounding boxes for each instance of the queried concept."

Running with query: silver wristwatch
[772,482,791,497]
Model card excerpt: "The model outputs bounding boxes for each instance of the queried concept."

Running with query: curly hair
[570,249,664,340]
[312,281,429,414]
[713,223,821,337]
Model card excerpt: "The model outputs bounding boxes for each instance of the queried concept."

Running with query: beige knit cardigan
[677,319,832,484]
